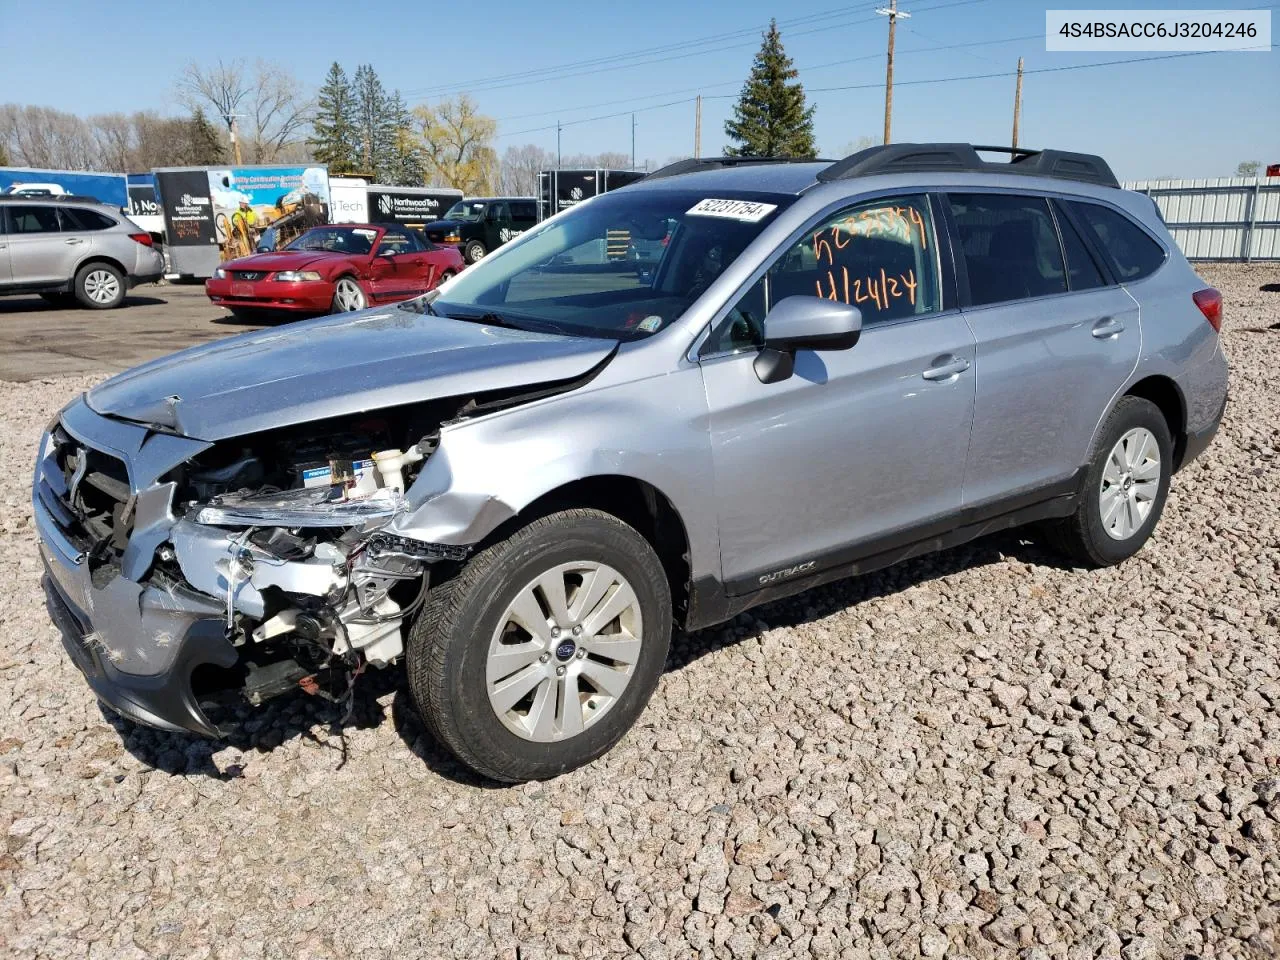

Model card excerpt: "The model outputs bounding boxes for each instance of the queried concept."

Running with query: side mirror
[754,296,862,384]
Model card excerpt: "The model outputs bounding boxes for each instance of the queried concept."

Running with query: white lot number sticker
[686,198,778,222]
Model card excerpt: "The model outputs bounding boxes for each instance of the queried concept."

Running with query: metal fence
[1122,177,1280,262]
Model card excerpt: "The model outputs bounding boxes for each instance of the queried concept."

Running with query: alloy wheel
[334,278,366,311]
[1099,426,1161,541]
[485,561,643,742]
[84,270,120,304]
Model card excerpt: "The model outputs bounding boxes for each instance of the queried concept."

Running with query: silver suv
[33,144,1228,782]
[0,197,164,309]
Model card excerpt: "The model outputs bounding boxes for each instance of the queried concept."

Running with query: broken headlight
[193,486,404,527]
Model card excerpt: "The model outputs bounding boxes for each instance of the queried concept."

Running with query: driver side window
[704,194,941,355]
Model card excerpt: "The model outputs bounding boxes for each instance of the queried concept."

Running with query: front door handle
[922,356,970,381]
[63,238,84,245]
[1091,317,1125,339]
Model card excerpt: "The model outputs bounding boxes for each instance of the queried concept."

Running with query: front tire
[463,240,486,264]
[330,276,366,312]
[74,263,125,309]
[407,509,672,782]
[1047,396,1172,567]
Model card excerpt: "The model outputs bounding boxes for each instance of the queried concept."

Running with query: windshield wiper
[444,311,572,337]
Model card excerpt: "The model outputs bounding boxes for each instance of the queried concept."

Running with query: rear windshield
[426,188,794,340]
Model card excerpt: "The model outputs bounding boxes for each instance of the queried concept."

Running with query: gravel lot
[1,264,1277,959]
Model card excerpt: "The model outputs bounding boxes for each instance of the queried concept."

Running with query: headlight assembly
[194,486,404,528]
[213,267,227,279]
[274,270,323,282]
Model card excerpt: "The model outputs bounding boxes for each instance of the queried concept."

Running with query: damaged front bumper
[32,397,467,739]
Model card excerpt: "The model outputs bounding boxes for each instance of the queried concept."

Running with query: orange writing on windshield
[816,266,917,311]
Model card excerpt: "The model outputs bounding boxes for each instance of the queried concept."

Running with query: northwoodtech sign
[368,189,458,224]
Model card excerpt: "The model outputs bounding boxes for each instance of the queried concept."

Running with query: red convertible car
[206,223,464,318]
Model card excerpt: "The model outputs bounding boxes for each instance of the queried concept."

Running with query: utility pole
[556,120,562,169]
[221,114,245,165]
[631,113,636,169]
[694,95,702,158]
[876,1,910,145]
[1011,56,1025,150]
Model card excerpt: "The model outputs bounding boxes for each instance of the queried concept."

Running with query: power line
[494,48,1262,142]
[402,4,883,100]
[494,32,1041,127]
[806,48,1251,94]
[408,0,991,102]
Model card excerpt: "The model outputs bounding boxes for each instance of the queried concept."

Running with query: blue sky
[0,0,1274,178]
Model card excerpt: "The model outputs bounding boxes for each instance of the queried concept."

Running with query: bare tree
[246,62,312,162]
[178,59,311,163]
[90,113,134,172]
[0,105,95,169]
[500,143,556,195]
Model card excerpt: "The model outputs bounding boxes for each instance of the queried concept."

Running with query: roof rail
[642,155,833,182]
[816,142,1119,189]
[0,193,106,204]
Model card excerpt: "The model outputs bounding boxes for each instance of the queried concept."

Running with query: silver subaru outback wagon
[34,144,1228,782]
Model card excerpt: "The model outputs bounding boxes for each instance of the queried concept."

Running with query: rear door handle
[63,238,84,245]
[1091,317,1125,339]
[922,356,970,381]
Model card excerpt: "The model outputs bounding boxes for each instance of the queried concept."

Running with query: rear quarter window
[1069,201,1167,282]
[60,207,118,231]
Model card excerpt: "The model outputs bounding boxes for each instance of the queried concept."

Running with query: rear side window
[511,200,537,220]
[1053,204,1107,291]
[60,207,117,231]
[949,194,1066,306]
[1070,201,1166,281]
[6,205,60,234]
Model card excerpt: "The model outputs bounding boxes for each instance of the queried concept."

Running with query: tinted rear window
[60,207,118,231]
[949,194,1066,306]
[1069,201,1166,281]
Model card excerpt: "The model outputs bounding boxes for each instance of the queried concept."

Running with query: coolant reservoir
[372,447,424,493]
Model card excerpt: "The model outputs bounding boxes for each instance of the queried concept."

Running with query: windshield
[285,226,376,255]
[428,188,793,340]
[444,201,486,221]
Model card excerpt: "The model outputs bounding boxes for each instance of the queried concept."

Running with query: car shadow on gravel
[106,529,1071,785]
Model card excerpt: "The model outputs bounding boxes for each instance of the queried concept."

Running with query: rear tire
[1046,396,1172,567]
[463,240,487,264]
[74,263,125,309]
[407,509,672,782]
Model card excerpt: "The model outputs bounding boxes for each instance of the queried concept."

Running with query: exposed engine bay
[155,402,475,714]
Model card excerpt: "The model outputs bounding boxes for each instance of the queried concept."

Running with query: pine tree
[186,107,226,165]
[309,62,358,173]
[354,64,396,176]
[724,20,816,158]
[382,90,424,186]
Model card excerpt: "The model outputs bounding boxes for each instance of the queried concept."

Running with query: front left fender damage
[36,359,613,737]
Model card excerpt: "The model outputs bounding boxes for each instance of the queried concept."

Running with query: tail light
[129,232,154,247]
[1192,287,1222,332]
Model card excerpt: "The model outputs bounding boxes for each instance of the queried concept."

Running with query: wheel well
[76,256,128,280]
[508,477,692,626]
[1124,375,1187,468]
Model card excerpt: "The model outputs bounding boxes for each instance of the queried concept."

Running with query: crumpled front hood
[86,308,616,441]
